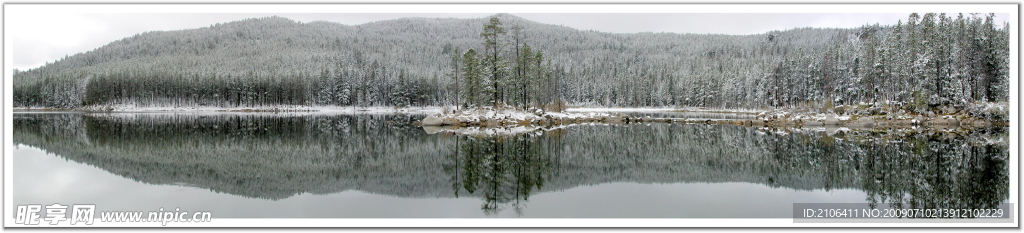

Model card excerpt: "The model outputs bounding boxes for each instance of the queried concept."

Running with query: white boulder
[421,115,444,126]
[824,115,840,125]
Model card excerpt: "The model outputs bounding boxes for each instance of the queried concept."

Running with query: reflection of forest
[14,113,1008,215]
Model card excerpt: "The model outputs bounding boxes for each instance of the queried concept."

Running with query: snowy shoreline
[13,103,1007,132]
[13,105,755,116]
[566,107,761,114]
[13,105,446,115]
[417,103,1008,136]
[12,105,738,114]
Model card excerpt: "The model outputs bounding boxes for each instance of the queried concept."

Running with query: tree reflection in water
[446,131,557,216]
[13,113,1008,216]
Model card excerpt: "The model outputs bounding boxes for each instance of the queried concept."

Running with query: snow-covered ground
[566,106,762,114]
[421,107,617,127]
[565,107,676,112]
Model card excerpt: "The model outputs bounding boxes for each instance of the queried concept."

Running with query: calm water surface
[12,112,1009,218]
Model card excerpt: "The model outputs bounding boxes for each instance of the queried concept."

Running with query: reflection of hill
[14,113,453,200]
[13,113,1008,211]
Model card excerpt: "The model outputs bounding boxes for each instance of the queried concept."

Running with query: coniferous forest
[13,13,1009,114]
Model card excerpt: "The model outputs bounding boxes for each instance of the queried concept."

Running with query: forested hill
[14,13,1009,111]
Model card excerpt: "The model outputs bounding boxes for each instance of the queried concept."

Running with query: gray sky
[9,12,1011,70]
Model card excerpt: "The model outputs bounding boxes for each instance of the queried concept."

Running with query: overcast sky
[8,11,1011,70]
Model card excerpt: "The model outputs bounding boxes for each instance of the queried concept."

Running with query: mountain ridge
[16,13,833,78]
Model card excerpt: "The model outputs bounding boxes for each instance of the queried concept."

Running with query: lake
[12,112,1009,218]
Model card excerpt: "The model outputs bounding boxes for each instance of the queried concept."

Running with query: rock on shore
[421,116,444,126]
[420,107,622,128]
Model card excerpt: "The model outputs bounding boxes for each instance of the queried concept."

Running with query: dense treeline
[772,13,1011,111]
[14,59,443,109]
[13,13,1009,111]
[556,13,1009,110]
